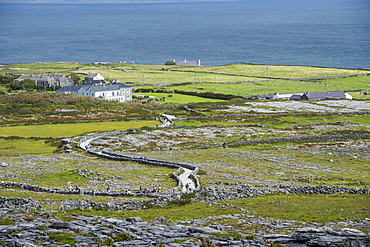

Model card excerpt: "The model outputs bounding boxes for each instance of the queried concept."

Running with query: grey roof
[15,74,38,82]
[56,83,131,94]
[88,83,131,92]
[82,80,106,84]
[290,94,302,100]
[55,85,84,93]
[302,91,346,100]
[86,73,99,79]
[15,74,73,83]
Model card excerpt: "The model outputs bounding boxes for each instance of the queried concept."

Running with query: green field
[0,120,158,138]
[0,121,158,156]
[2,62,369,90]
[168,78,369,96]
[134,92,226,103]
[0,138,57,156]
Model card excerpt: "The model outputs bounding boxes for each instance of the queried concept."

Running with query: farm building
[297,91,352,100]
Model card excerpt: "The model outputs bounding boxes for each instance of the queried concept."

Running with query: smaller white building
[86,73,104,81]
[83,73,106,84]
[272,93,294,100]
[344,92,353,100]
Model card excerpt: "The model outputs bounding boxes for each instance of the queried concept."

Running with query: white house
[56,83,132,102]
[83,73,106,84]
[86,73,104,81]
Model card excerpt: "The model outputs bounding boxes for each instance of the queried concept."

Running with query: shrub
[180,192,196,200]
[48,232,76,245]
[0,218,14,225]
[103,238,114,246]
[115,232,132,241]
[200,237,215,247]
[164,60,176,65]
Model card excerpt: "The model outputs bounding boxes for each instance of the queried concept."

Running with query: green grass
[48,232,77,245]
[182,63,367,79]
[351,92,370,100]
[0,120,158,138]
[231,194,370,223]
[0,218,14,225]
[3,62,82,74]
[3,62,368,89]
[0,138,58,156]
[168,78,369,96]
[134,92,225,103]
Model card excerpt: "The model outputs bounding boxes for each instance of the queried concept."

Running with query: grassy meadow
[0,120,158,156]
[168,78,369,96]
[0,138,58,156]
[2,62,369,91]
[0,120,158,138]
[134,92,226,103]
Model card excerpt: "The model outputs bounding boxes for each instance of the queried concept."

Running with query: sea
[0,0,369,68]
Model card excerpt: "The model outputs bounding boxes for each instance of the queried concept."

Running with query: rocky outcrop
[0,197,40,212]
[266,227,370,247]
[0,210,368,247]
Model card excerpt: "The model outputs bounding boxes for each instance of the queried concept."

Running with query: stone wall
[0,196,40,212]
[2,181,368,212]
[94,150,198,171]
[0,181,147,198]
[195,133,370,150]
[179,110,370,121]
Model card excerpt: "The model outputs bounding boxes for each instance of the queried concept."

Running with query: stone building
[15,74,74,88]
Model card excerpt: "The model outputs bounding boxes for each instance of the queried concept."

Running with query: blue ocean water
[0,0,369,68]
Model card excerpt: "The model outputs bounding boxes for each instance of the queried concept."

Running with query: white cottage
[83,73,106,84]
